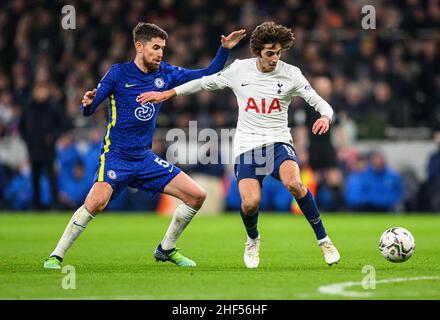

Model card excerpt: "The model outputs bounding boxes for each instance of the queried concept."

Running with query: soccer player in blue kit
[43,23,246,269]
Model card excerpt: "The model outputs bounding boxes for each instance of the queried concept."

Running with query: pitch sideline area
[0,212,439,300]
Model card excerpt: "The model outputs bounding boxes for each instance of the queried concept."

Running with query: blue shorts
[234,142,299,186]
[93,149,181,201]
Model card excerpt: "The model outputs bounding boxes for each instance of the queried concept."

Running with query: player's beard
[143,57,160,72]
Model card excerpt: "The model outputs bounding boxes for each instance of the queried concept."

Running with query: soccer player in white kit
[137,22,340,268]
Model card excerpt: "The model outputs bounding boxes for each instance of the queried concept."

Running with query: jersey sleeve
[291,68,334,121]
[168,45,229,87]
[174,60,238,96]
[81,65,119,116]
[174,79,203,96]
[200,60,238,91]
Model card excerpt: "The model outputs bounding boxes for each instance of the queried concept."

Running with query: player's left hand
[221,29,246,49]
[312,116,331,135]
[137,90,175,104]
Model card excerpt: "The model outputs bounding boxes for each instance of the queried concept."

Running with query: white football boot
[319,237,340,266]
[244,237,260,268]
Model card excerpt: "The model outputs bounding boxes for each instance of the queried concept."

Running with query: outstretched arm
[137,78,204,104]
[137,60,238,104]
[171,29,246,86]
[136,88,180,105]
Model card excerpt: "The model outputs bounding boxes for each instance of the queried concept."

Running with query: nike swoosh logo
[241,83,250,86]
[169,166,174,173]
[73,221,86,228]
[125,83,136,88]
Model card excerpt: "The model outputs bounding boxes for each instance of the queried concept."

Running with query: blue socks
[296,189,327,240]
[240,208,259,239]
[239,189,326,241]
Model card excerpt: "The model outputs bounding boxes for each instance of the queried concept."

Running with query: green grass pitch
[0,212,439,300]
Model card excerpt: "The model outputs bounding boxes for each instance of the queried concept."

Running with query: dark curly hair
[132,22,168,44]
[249,22,295,56]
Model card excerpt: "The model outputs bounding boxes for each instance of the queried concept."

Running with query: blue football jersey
[81,45,229,159]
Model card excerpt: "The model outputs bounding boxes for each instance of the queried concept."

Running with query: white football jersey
[199,58,333,158]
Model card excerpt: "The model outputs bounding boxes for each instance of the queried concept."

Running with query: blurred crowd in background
[0,0,439,213]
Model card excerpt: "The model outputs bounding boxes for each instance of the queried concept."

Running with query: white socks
[51,203,197,258]
[247,235,260,243]
[317,235,330,246]
[51,205,94,259]
[161,204,198,250]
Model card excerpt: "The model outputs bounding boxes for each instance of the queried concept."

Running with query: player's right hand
[82,88,96,106]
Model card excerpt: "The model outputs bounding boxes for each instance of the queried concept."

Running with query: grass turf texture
[0,212,439,300]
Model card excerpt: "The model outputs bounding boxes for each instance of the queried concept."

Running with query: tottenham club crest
[135,102,155,121]
[107,170,117,180]
[154,77,165,89]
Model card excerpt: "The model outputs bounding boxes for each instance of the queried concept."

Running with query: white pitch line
[318,276,440,298]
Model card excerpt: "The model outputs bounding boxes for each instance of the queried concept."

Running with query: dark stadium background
[0,0,439,213]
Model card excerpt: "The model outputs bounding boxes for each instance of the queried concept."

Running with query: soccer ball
[379,227,415,263]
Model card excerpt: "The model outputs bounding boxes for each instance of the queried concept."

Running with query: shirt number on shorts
[283,145,296,157]
[154,157,170,168]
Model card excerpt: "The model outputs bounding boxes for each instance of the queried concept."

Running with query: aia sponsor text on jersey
[244,98,282,114]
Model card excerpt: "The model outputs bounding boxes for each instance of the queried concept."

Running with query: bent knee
[242,198,260,215]
[85,183,113,214]
[285,180,307,198]
[186,187,207,209]
[85,194,110,214]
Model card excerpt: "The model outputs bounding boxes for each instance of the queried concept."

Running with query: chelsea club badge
[107,170,117,180]
[154,78,165,89]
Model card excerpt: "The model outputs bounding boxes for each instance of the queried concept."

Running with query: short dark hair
[132,22,168,43]
[249,21,295,56]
